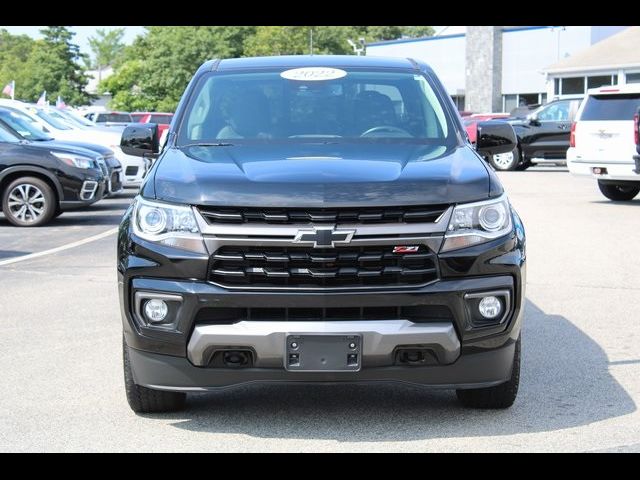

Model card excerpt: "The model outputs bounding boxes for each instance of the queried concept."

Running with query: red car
[131,112,174,138]
[463,113,510,144]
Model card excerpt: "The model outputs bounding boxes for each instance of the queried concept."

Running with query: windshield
[31,108,72,130]
[58,109,96,127]
[177,68,453,145]
[0,124,21,142]
[0,110,52,141]
[42,108,86,129]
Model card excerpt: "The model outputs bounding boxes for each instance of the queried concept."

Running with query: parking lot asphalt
[0,169,639,452]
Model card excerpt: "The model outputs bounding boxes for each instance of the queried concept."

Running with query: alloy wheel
[492,151,515,169]
[7,183,46,223]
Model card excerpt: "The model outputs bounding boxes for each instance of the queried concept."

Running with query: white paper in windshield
[280,67,347,81]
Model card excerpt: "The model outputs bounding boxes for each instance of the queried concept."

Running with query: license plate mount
[285,334,362,372]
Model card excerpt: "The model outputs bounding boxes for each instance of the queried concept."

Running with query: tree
[103,25,435,111]
[103,26,255,111]
[88,28,126,81]
[0,29,36,99]
[17,26,92,105]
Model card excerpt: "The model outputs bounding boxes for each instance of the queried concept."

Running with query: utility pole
[309,28,313,55]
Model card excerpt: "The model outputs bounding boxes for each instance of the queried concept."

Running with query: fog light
[144,299,168,323]
[478,296,502,319]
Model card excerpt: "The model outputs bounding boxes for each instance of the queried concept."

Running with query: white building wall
[366,35,466,96]
[501,26,592,95]
[367,27,628,110]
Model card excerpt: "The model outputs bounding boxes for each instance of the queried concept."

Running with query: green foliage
[104,26,255,111]
[88,28,126,70]
[0,26,92,105]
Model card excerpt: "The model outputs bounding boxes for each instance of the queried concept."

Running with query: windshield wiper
[179,142,234,148]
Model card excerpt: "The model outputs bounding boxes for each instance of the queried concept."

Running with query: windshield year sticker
[281,67,347,81]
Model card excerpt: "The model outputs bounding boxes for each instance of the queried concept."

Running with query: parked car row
[0,99,151,187]
[463,88,640,202]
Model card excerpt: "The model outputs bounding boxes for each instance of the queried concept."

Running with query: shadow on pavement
[590,199,640,206]
[158,299,635,440]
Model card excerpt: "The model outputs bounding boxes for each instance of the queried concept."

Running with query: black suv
[0,124,106,226]
[118,56,526,413]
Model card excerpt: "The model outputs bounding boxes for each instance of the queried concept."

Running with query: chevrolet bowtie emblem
[293,227,355,248]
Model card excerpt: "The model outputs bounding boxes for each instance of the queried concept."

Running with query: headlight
[51,151,94,169]
[132,197,206,254]
[441,195,513,252]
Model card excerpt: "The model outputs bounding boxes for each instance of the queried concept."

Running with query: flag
[56,96,66,109]
[36,91,47,106]
[2,80,15,99]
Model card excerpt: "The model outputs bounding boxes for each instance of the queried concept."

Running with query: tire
[456,336,521,409]
[2,176,56,227]
[597,181,640,201]
[489,148,520,171]
[123,336,186,413]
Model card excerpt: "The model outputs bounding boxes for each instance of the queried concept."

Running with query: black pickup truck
[488,98,582,171]
[118,55,526,413]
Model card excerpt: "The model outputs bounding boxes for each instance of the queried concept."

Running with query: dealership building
[366,26,639,113]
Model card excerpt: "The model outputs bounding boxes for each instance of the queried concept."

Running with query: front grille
[125,166,139,176]
[198,205,448,225]
[209,245,438,289]
[195,305,453,324]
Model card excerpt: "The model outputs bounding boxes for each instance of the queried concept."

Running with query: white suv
[567,84,640,201]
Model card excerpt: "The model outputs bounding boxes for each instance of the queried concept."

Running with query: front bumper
[59,177,106,210]
[113,146,149,187]
[128,339,516,391]
[119,206,526,391]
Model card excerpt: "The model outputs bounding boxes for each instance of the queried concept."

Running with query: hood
[38,139,114,157]
[149,142,492,207]
[25,140,101,160]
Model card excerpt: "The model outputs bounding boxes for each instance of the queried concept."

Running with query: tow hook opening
[207,349,254,368]
[395,347,439,366]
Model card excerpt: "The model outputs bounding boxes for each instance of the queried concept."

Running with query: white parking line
[0,227,118,267]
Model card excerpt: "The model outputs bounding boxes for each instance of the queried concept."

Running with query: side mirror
[476,121,517,156]
[527,113,540,126]
[120,123,159,158]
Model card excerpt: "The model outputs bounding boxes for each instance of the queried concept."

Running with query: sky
[1,26,145,59]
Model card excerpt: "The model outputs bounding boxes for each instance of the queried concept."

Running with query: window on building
[450,95,465,111]
[626,73,640,84]
[503,94,517,113]
[554,79,560,95]
[587,75,614,89]
[561,77,585,95]
[519,93,539,106]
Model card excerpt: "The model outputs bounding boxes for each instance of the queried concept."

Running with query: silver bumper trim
[187,320,460,368]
